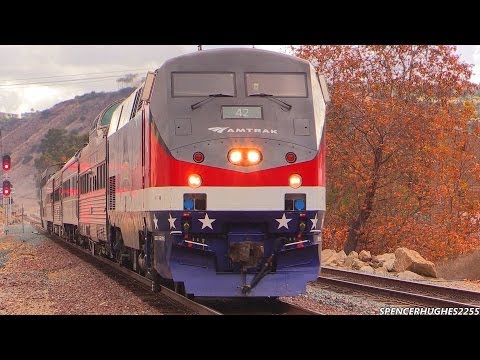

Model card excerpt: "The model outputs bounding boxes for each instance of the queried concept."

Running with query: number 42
[235,108,249,117]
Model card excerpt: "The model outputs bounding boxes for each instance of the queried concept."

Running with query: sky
[0,45,479,116]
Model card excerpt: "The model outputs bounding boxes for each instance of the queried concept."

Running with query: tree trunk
[344,147,382,254]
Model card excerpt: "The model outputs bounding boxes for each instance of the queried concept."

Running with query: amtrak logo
[208,127,278,134]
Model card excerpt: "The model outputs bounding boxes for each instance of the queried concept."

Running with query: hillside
[2,87,134,215]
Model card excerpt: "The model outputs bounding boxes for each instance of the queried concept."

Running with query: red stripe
[150,131,326,187]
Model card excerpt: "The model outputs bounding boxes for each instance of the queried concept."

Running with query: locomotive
[40,48,329,297]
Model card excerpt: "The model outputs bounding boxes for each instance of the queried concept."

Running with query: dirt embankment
[436,250,480,281]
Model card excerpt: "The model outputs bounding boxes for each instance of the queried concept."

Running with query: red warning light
[2,155,11,171]
[2,180,11,196]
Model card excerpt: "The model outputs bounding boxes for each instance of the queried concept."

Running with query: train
[40,47,329,297]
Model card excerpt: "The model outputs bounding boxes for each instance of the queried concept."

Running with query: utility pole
[3,196,5,234]
[22,203,24,233]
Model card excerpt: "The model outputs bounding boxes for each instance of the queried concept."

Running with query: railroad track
[317,266,480,309]
[197,297,323,315]
[31,223,220,315]
[29,222,319,315]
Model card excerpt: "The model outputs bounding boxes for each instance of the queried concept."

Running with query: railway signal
[2,180,11,196]
[2,155,11,171]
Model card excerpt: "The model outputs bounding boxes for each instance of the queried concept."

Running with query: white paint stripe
[284,240,309,247]
[184,240,209,247]
[117,186,326,211]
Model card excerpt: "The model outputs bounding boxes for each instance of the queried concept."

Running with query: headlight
[228,148,262,166]
[247,149,261,164]
[289,174,302,188]
[188,174,202,188]
[228,150,243,164]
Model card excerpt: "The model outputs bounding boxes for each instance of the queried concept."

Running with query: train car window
[54,188,60,202]
[100,102,121,127]
[97,166,101,189]
[62,180,70,198]
[102,164,106,189]
[81,174,87,194]
[245,73,308,97]
[172,72,235,97]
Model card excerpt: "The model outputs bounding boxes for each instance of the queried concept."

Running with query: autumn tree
[293,45,480,259]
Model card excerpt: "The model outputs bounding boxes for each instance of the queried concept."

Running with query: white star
[275,213,292,230]
[167,213,177,229]
[310,213,319,231]
[198,213,216,230]
[153,214,158,229]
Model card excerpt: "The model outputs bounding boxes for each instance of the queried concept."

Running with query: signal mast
[1,129,13,232]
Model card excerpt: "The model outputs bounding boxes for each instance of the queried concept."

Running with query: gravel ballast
[0,224,165,315]
[3,223,480,315]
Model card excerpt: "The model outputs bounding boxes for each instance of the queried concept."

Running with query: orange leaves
[294,45,480,260]
[322,226,349,251]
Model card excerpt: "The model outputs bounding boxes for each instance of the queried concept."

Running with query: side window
[62,180,70,198]
[97,163,106,189]
[97,166,100,190]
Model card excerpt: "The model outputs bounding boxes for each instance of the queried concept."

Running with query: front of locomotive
[148,48,327,297]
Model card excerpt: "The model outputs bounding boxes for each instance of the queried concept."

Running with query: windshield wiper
[249,93,292,111]
[190,93,233,110]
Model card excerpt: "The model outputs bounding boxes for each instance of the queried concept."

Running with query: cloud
[0,45,196,114]
[0,45,476,115]
[470,46,480,83]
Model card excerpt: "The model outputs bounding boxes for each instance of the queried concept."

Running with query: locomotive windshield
[172,72,235,97]
[246,73,307,97]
